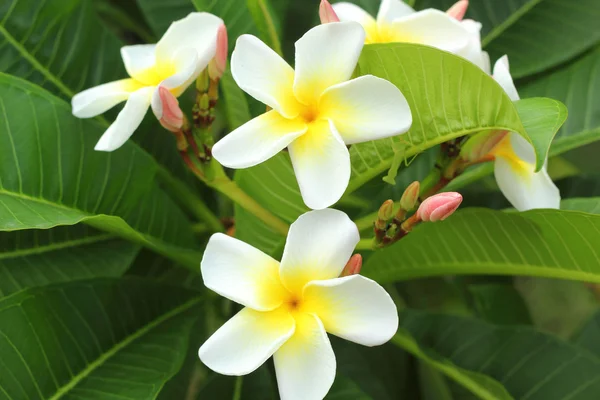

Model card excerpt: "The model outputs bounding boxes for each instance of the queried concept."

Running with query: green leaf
[247,0,283,56]
[484,0,600,78]
[221,67,252,130]
[561,198,600,214]
[0,225,139,298]
[392,329,514,400]
[0,277,202,399]
[519,47,600,156]
[573,311,600,358]
[400,309,600,399]
[348,43,555,193]
[364,208,600,284]
[0,73,200,268]
[514,98,567,171]
[468,283,532,326]
[136,0,194,36]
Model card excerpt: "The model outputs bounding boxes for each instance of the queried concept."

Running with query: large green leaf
[519,47,600,155]
[573,311,600,358]
[484,0,600,78]
[136,0,193,36]
[392,330,513,400]
[400,309,600,399]
[348,43,559,193]
[0,225,139,298]
[364,208,600,284]
[0,278,202,399]
[0,73,200,267]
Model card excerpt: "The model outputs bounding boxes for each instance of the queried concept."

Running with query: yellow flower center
[364,22,417,44]
[491,135,532,181]
[131,61,177,87]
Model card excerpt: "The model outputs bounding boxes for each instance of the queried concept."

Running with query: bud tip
[447,0,469,21]
[341,254,362,276]
[400,181,420,211]
[320,0,340,24]
[209,24,228,80]
[417,192,462,222]
[157,86,183,132]
[378,199,394,221]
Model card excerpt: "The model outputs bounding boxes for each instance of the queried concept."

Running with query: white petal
[199,307,295,376]
[303,275,399,346]
[159,48,200,96]
[155,12,222,72]
[377,0,415,23]
[391,10,470,53]
[273,313,336,400]
[94,86,153,152]
[72,79,141,118]
[320,75,412,144]
[201,233,289,311]
[493,55,520,101]
[332,2,376,25]
[120,44,157,84]
[288,120,351,210]
[293,22,365,106]
[231,35,301,118]
[457,20,488,70]
[212,110,307,169]
[279,209,359,295]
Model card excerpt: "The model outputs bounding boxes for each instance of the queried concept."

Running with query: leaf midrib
[48,296,202,400]
[0,233,115,260]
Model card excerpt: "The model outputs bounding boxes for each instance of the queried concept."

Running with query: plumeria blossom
[328,0,487,68]
[477,56,560,210]
[199,209,398,400]
[71,13,223,151]
[211,22,412,210]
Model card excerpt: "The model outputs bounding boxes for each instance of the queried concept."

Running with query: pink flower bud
[446,0,469,21]
[157,86,183,132]
[208,24,228,81]
[417,192,462,222]
[319,0,340,24]
[341,254,362,277]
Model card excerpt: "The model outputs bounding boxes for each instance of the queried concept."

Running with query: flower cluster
[69,1,561,399]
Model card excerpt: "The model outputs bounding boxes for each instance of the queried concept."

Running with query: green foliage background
[0,0,599,398]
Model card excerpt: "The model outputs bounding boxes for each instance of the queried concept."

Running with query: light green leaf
[247,0,283,56]
[0,226,139,298]
[400,309,600,399]
[348,43,559,193]
[0,278,202,399]
[484,0,600,78]
[514,98,567,171]
[561,198,600,214]
[519,47,600,156]
[221,67,252,130]
[393,329,513,400]
[364,208,600,284]
[0,73,200,268]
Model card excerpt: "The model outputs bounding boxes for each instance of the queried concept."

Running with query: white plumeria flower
[71,13,223,151]
[199,209,398,400]
[211,22,412,210]
[331,0,484,67]
[488,56,560,211]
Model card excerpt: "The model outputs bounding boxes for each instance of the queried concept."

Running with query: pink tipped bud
[157,86,183,132]
[378,199,394,221]
[208,24,228,81]
[341,254,362,277]
[400,181,420,211]
[417,192,462,222]
[319,0,340,24]
[460,130,508,162]
[446,0,468,21]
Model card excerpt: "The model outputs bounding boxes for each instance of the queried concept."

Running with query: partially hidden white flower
[211,22,412,210]
[71,13,223,151]
[331,0,488,70]
[199,209,398,400]
[488,56,560,211]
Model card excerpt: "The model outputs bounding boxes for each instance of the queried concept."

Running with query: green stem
[232,376,243,400]
[157,168,223,233]
[355,238,374,251]
[207,174,289,236]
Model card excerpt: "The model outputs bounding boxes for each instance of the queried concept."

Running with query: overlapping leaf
[0,74,200,267]
[0,278,201,399]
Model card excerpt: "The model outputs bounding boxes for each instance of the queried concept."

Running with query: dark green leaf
[136,0,194,36]
[573,311,600,358]
[0,277,202,399]
[468,283,532,325]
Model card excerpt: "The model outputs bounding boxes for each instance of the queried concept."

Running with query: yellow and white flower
[330,0,487,68]
[211,22,412,210]
[199,209,398,400]
[72,13,223,151]
[482,56,560,210]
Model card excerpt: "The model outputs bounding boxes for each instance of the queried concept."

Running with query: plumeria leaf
[0,278,202,399]
[520,47,600,156]
[392,329,514,400]
[574,311,600,358]
[0,226,139,298]
[399,309,600,399]
[348,43,558,193]
[364,208,600,284]
[0,73,200,268]
[221,67,253,130]
[514,97,568,172]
